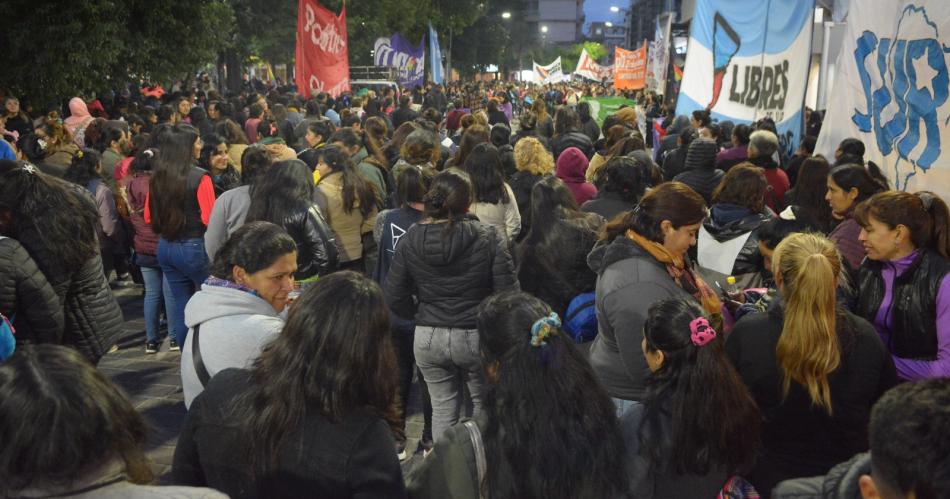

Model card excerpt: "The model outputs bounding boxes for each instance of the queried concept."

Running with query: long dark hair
[424,169,472,232]
[828,163,887,206]
[599,156,649,204]
[63,148,103,187]
[0,345,152,496]
[246,160,313,226]
[835,138,889,188]
[855,190,950,259]
[239,145,272,186]
[464,143,510,204]
[476,292,628,498]
[523,176,584,246]
[316,145,379,216]
[234,271,398,476]
[148,123,200,239]
[554,106,580,135]
[0,163,99,269]
[451,124,490,167]
[602,181,707,243]
[792,156,833,232]
[640,299,760,475]
[197,133,226,172]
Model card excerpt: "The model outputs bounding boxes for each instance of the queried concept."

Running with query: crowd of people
[0,77,948,499]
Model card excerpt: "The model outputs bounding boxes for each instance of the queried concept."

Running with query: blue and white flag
[816,1,950,199]
[675,0,815,158]
[428,22,444,85]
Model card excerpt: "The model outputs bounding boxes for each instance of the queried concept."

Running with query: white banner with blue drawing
[816,1,950,200]
[675,0,814,157]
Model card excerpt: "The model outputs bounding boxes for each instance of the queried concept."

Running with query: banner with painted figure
[295,0,349,98]
[575,48,612,82]
[674,0,815,158]
[647,13,672,92]
[615,44,648,90]
[816,1,950,199]
[580,96,637,126]
[428,22,444,84]
[534,57,565,84]
[374,33,425,89]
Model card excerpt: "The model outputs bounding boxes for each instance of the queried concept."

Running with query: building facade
[525,0,586,44]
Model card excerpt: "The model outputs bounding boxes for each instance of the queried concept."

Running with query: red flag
[296,0,350,98]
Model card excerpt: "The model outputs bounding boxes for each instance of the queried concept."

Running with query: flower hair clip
[689,317,717,347]
[530,312,561,348]
[21,163,37,175]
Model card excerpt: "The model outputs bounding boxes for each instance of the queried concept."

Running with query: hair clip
[530,312,561,348]
[919,192,935,211]
[779,205,797,221]
[143,149,155,158]
[76,150,84,159]
[689,317,717,347]
[21,163,37,175]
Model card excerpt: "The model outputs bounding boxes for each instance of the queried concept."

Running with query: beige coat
[314,172,377,262]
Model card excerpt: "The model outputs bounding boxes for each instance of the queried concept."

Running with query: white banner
[574,49,612,82]
[647,13,672,92]
[533,57,565,84]
[816,1,950,200]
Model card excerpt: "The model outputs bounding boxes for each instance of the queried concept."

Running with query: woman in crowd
[36,113,80,170]
[214,119,250,171]
[581,156,650,222]
[825,163,887,270]
[726,233,897,496]
[444,124,489,170]
[464,143,521,242]
[577,101,601,143]
[673,137,725,204]
[624,299,760,497]
[854,191,950,380]
[586,125,630,183]
[518,176,602,317]
[715,124,752,172]
[126,148,170,353]
[2,96,31,139]
[532,99,554,139]
[313,145,379,272]
[509,137,554,240]
[385,169,518,442]
[489,123,517,178]
[556,146,597,205]
[783,135,817,187]
[330,126,389,198]
[783,156,832,233]
[384,122,419,168]
[204,145,272,260]
[64,97,95,146]
[374,137,438,457]
[409,291,628,499]
[588,182,718,412]
[198,133,241,196]
[256,118,297,162]
[487,98,509,127]
[698,164,772,287]
[245,160,338,282]
[587,133,646,188]
[551,106,595,160]
[0,225,63,346]
[834,137,889,189]
[748,130,789,212]
[63,149,126,280]
[509,111,549,150]
[0,345,227,499]
[181,222,297,408]
[0,162,123,363]
[173,272,406,498]
[147,123,215,351]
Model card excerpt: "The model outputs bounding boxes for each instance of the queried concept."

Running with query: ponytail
[865,160,890,190]
[774,233,842,414]
[919,192,950,259]
[855,191,950,259]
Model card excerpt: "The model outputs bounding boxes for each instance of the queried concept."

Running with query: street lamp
[540,25,548,33]
[501,11,511,19]
[605,21,613,27]
[610,6,620,13]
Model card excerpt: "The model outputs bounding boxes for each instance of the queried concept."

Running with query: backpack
[0,313,15,362]
[563,292,597,343]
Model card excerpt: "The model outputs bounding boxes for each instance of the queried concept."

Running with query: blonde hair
[514,137,554,176]
[773,233,841,413]
[473,110,489,127]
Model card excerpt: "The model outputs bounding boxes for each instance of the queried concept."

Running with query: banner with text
[374,33,425,89]
[647,13,672,93]
[295,0,349,98]
[816,1,950,199]
[674,0,814,158]
[615,44,648,90]
[575,48,612,82]
[533,57,565,84]
[428,22,445,84]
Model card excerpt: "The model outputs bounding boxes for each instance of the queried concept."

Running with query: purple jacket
[829,216,866,271]
[872,251,950,380]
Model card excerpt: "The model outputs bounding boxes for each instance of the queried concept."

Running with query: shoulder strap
[191,323,212,387]
[463,420,487,499]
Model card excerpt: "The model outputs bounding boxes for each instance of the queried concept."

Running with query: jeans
[414,326,484,443]
[139,265,170,343]
[393,321,433,444]
[613,397,639,418]
[157,238,209,344]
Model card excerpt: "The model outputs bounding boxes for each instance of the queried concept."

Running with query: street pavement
[99,284,426,482]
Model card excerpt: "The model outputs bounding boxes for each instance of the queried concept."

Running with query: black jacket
[771,453,869,499]
[518,215,602,317]
[384,217,518,328]
[674,166,724,204]
[552,131,595,161]
[581,191,635,223]
[701,204,772,279]
[855,249,949,360]
[497,144,517,179]
[726,304,897,497]
[172,369,407,499]
[581,118,601,144]
[661,146,689,181]
[0,237,64,345]
[508,171,545,242]
[278,203,339,280]
[391,107,420,130]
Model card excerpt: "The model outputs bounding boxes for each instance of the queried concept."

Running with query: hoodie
[181,283,285,408]
[384,217,518,328]
[64,97,94,147]
[674,138,724,203]
[556,147,598,205]
[700,203,772,283]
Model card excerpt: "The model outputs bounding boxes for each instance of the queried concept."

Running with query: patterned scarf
[626,229,723,316]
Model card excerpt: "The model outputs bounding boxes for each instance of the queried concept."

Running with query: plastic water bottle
[725,276,743,302]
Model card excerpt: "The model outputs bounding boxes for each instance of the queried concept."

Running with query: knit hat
[684,138,719,171]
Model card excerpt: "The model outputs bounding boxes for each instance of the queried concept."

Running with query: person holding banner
[854,191,950,381]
